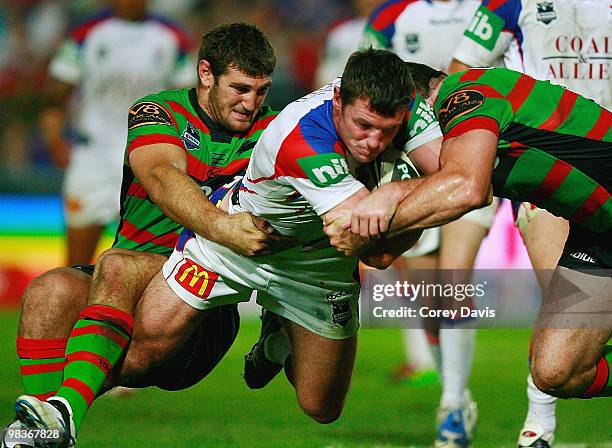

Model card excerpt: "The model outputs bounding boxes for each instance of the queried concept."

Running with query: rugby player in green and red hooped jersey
[114,86,276,255]
[7,23,288,448]
[326,63,611,401]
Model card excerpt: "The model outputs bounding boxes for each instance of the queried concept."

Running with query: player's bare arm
[324,137,442,242]
[390,129,497,235]
[447,58,471,74]
[130,142,284,257]
[323,186,421,268]
[343,137,443,238]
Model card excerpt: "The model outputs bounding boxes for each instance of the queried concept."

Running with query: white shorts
[403,198,499,258]
[62,147,122,227]
[162,232,360,340]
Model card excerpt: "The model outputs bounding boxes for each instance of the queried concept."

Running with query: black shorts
[72,264,95,276]
[558,225,612,274]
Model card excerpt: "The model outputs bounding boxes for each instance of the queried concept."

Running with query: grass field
[0,310,609,448]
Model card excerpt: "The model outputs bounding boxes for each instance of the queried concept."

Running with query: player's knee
[96,249,135,283]
[22,268,87,315]
[531,361,575,397]
[298,395,344,424]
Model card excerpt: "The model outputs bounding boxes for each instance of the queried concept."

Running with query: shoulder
[367,0,420,30]
[145,14,194,53]
[479,0,523,26]
[69,9,114,45]
[128,89,189,130]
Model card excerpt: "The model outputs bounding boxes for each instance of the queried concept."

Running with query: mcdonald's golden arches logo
[175,258,219,299]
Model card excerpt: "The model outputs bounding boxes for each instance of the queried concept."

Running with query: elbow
[458,177,489,211]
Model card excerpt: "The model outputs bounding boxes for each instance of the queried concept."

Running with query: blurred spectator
[314,0,383,87]
[39,0,195,265]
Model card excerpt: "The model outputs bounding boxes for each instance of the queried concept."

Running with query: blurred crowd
[0,0,358,193]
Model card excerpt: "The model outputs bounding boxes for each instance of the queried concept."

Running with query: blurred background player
[39,0,195,265]
[362,1,500,446]
[448,1,611,446]
[314,0,383,87]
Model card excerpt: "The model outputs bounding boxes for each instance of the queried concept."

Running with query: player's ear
[333,86,342,111]
[198,59,214,89]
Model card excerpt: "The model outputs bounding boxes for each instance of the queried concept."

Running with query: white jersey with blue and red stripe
[189,79,441,281]
[452,0,611,108]
[362,0,481,70]
[49,9,194,169]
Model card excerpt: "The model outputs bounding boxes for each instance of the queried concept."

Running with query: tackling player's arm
[322,187,422,269]
[390,129,496,233]
[129,143,283,257]
[447,59,471,74]
[337,136,443,237]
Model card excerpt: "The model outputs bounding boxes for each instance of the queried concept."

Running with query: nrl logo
[536,1,556,25]
[405,34,420,54]
[181,122,201,150]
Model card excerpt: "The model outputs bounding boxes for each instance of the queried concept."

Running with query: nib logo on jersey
[298,153,350,188]
[465,6,504,51]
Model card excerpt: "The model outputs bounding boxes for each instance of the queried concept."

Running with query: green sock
[17,337,67,400]
[54,305,133,430]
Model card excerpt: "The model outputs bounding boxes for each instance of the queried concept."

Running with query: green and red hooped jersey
[112,87,277,256]
[434,67,611,234]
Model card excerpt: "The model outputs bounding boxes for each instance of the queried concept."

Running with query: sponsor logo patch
[128,102,173,129]
[175,258,218,299]
[297,153,350,188]
[464,6,504,50]
[181,122,201,150]
[438,89,485,130]
[536,1,556,25]
[391,159,419,181]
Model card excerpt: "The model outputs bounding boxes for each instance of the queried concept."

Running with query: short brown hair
[198,23,276,78]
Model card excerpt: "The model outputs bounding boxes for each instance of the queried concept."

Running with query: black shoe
[243,310,285,389]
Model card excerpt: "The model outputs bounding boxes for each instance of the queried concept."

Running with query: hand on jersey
[337,186,402,239]
[323,209,367,256]
[219,212,297,257]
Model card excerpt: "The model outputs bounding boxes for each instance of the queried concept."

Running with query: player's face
[333,91,406,164]
[207,67,272,133]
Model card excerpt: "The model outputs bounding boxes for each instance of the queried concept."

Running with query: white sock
[525,373,557,433]
[263,330,291,365]
[439,324,476,409]
[403,329,434,371]
[427,336,442,377]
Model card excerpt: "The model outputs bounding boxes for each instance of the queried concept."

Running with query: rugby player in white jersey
[40,0,194,265]
[448,1,611,445]
[362,2,499,445]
